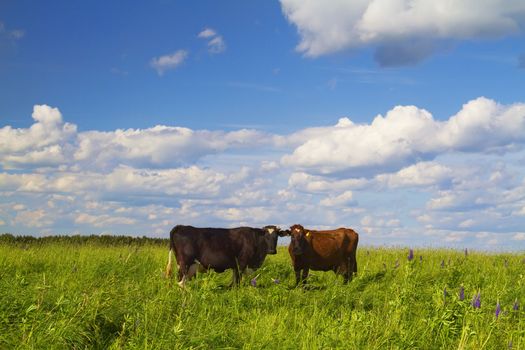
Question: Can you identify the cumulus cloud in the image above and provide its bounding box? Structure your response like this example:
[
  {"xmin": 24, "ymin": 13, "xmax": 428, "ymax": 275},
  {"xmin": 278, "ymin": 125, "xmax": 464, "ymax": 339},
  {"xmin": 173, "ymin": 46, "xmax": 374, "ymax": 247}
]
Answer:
[
  {"xmin": 320, "ymin": 190, "xmax": 356, "ymax": 207},
  {"xmin": 289, "ymin": 172, "xmax": 368, "ymax": 193},
  {"xmin": 0, "ymin": 165, "xmax": 239, "ymax": 198},
  {"xmin": 198, "ymin": 28, "xmax": 217, "ymax": 39},
  {"xmin": 282, "ymin": 97, "xmax": 525, "ymax": 177},
  {"xmin": 280, "ymin": 0, "xmax": 525, "ymax": 65},
  {"xmin": 0, "ymin": 105, "xmax": 270, "ymax": 171},
  {"xmin": 426, "ymin": 190, "xmax": 490, "ymax": 211},
  {"xmin": 2, "ymin": 99, "xmax": 525, "ymax": 248},
  {"xmin": 198, "ymin": 27, "xmax": 226, "ymax": 54},
  {"xmin": 75, "ymin": 126, "xmax": 267, "ymax": 169},
  {"xmin": 74, "ymin": 213, "xmax": 136, "ymax": 227},
  {"xmin": 0, "ymin": 105, "xmax": 76, "ymax": 169},
  {"xmin": 376, "ymin": 161, "xmax": 454, "ymax": 188},
  {"xmin": 150, "ymin": 49, "xmax": 188, "ymax": 75},
  {"xmin": 13, "ymin": 209, "xmax": 53, "ymax": 228}
]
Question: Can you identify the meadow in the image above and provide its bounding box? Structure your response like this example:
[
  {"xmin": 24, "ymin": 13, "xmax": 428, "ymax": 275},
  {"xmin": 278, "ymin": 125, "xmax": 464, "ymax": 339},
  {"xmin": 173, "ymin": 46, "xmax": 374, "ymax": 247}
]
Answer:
[{"xmin": 1, "ymin": 235, "xmax": 524, "ymax": 349}]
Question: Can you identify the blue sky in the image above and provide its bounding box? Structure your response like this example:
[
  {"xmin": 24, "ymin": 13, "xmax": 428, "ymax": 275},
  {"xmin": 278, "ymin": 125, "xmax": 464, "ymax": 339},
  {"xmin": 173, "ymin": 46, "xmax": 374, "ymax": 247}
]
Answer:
[{"xmin": 1, "ymin": 0, "xmax": 525, "ymax": 250}]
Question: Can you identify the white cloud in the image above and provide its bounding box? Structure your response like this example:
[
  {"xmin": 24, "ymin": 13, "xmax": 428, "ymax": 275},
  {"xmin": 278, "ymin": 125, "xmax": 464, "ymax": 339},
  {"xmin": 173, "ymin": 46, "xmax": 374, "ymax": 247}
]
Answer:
[
  {"xmin": 13, "ymin": 209, "xmax": 53, "ymax": 228},
  {"xmin": 320, "ymin": 190, "xmax": 355, "ymax": 207},
  {"xmin": 282, "ymin": 97, "xmax": 525, "ymax": 176},
  {"xmin": 150, "ymin": 50, "xmax": 188, "ymax": 75},
  {"xmin": 207, "ymin": 36, "xmax": 226, "ymax": 53},
  {"xmin": 426, "ymin": 190, "xmax": 480, "ymax": 211},
  {"xmin": 376, "ymin": 161, "xmax": 454, "ymax": 188},
  {"xmin": 75, "ymin": 126, "xmax": 267, "ymax": 169},
  {"xmin": 13, "ymin": 204, "xmax": 25, "ymax": 211},
  {"xmin": 445, "ymin": 232, "xmax": 466, "ymax": 243},
  {"xmin": 213, "ymin": 207, "xmax": 272, "ymax": 224},
  {"xmin": 0, "ymin": 105, "xmax": 76, "ymax": 169},
  {"xmin": 458, "ymin": 219, "xmax": 475, "ymax": 228},
  {"xmin": 198, "ymin": 28, "xmax": 217, "ymax": 38},
  {"xmin": 0, "ymin": 105, "xmax": 270, "ymax": 170},
  {"xmin": 2, "ymin": 99, "xmax": 525, "ymax": 249},
  {"xmin": 513, "ymin": 232, "xmax": 525, "ymax": 240},
  {"xmin": 289, "ymin": 172, "xmax": 368, "ymax": 193},
  {"xmin": 280, "ymin": 0, "xmax": 525, "ymax": 65},
  {"xmin": 198, "ymin": 27, "xmax": 226, "ymax": 54},
  {"xmin": 0, "ymin": 165, "xmax": 237, "ymax": 198},
  {"xmin": 74, "ymin": 213, "xmax": 136, "ymax": 227}
]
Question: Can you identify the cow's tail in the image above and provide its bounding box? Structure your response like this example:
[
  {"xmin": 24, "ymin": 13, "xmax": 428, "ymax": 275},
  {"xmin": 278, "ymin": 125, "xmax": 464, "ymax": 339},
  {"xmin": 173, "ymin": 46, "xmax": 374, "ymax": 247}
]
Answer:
[{"xmin": 165, "ymin": 226, "xmax": 178, "ymax": 278}]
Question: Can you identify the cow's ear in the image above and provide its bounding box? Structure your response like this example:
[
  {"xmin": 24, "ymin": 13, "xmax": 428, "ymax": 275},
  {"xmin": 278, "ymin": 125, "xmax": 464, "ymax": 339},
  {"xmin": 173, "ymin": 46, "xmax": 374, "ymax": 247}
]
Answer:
[{"xmin": 279, "ymin": 229, "xmax": 291, "ymax": 237}]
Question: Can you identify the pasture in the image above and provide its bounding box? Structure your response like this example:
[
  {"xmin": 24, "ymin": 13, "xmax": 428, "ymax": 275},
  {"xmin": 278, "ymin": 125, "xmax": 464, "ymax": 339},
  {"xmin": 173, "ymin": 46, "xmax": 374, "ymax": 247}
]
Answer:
[{"xmin": 1, "ymin": 236, "xmax": 524, "ymax": 349}]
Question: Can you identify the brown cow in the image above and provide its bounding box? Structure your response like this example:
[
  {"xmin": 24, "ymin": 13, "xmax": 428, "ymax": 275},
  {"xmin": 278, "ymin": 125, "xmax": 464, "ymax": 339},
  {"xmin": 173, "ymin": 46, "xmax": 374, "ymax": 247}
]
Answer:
[
  {"xmin": 288, "ymin": 224, "xmax": 358, "ymax": 285},
  {"xmin": 166, "ymin": 225, "xmax": 285, "ymax": 287}
]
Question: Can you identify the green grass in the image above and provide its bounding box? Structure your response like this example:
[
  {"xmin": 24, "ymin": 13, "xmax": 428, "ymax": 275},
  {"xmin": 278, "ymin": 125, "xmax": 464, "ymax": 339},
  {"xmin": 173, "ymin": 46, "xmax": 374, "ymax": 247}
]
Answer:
[{"xmin": 1, "ymin": 242, "xmax": 525, "ymax": 349}]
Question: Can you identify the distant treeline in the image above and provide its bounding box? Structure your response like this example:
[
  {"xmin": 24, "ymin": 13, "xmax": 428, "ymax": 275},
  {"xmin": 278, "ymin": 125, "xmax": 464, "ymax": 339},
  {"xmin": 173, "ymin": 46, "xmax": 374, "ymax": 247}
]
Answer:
[{"xmin": 0, "ymin": 233, "xmax": 169, "ymax": 247}]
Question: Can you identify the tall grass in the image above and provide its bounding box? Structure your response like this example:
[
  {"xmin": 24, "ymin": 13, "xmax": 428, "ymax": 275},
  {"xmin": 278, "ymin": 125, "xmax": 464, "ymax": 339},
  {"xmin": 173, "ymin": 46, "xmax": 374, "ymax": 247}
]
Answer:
[{"xmin": 1, "ymin": 241, "xmax": 524, "ymax": 349}]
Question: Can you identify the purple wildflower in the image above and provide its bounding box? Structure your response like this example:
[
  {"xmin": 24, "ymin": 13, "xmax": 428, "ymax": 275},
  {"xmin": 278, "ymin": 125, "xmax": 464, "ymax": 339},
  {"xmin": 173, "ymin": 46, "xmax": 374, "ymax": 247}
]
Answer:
[
  {"xmin": 408, "ymin": 249, "xmax": 414, "ymax": 261},
  {"xmin": 472, "ymin": 292, "xmax": 481, "ymax": 309},
  {"xmin": 495, "ymin": 301, "xmax": 501, "ymax": 319},
  {"xmin": 440, "ymin": 259, "xmax": 445, "ymax": 268},
  {"xmin": 272, "ymin": 278, "xmax": 280, "ymax": 284},
  {"xmin": 250, "ymin": 277, "xmax": 257, "ymax": 287},
  {"xmin": 513, "ymin": 299, "xmax": 519, "ymax": 311},
  {"xmin": 459, "ymin": 286, "xmax": 465, "ymax": 301}
]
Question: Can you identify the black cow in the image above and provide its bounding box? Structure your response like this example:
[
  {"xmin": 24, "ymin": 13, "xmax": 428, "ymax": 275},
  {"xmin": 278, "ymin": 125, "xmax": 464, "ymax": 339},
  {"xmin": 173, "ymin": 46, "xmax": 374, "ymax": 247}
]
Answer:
[{"xmin": 165, "ymin": 225, "xmax": 284, "ymax": 286}]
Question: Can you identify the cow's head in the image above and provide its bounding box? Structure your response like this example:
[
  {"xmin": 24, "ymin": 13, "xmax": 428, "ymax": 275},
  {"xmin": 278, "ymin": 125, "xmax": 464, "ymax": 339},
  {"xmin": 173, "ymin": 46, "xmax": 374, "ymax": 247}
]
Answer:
[
  {"xmin": 261, "ymin": 225, "xmax": 284, "ymax": 254},
  {"xmin": 289, "ymin": 224, "xmax": 310, "ymax": 255}
]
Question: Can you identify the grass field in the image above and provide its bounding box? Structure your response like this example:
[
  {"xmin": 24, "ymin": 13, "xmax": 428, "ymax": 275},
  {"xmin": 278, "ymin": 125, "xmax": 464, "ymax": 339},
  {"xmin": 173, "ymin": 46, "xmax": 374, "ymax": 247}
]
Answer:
[{"xmin": 1, "ymin": 239, "xmax": 525, "ymax": 349}]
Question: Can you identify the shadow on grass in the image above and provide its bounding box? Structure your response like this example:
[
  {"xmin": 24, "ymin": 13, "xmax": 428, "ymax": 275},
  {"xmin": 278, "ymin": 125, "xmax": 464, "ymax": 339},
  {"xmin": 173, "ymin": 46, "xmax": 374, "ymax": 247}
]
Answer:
[{"xmin": 353, "ymin": 271, "xmax": 387, "ymax": 292}]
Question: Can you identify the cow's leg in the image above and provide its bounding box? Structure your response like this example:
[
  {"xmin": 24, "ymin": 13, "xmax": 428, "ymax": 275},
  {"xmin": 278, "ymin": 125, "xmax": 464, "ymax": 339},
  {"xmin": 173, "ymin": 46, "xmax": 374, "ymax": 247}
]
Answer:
[
  {"xmin": 349, "ymin": 251, "xmax": 357, "ymax": 280},
  {"xmin": 177, "ymin": 261, "xmax": 200, "ymax": 288},
  {"xmin": 294, "ymin": 268, "xmax": 302, "ymax": 286},
  {"xmin": 337, "ymin": 261, "xmax": 349, "ymax": 284},
  {"xmin": 177, "ymin": 264, "xmax": 187, "ymax": 288},
  {"xmin": 186, "ymin": 262, "xmax": 200, "ymax": 279},
  {"xmin": 342, "ymin": 265, "xmax": 350, "ymax": 284},
  {"xmin": 301, "ymin": 268, "xmax": 309, "ymax": 284},
  {"xmin": 352, "ymin": 253, "xmax": 358, "ymax": 276},
  {"xmin": 232, "ymin": 250, "xmax": 251, "ymax": 286},
  {"xmin": 165, "ymin": 249, "xmax": 174, "ymax": 278},
  {"xmin": 343, "ymin": 256, "xmax": 357, "ymax": 284},
  {"xmin": 231, "ymin": 266, "xmax": 241, "ymax": 287}
]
